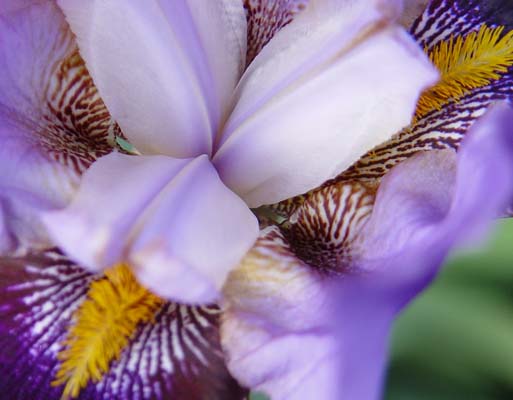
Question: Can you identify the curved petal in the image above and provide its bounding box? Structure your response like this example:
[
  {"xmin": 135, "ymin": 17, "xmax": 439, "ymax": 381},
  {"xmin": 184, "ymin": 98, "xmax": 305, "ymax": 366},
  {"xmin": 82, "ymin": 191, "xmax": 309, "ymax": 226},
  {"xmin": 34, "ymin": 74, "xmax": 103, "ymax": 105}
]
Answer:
[
  {"xmin": 338, "ymin": 0, "xmax": 513, "ymax": 186},
  {"xmin": 0, "ymin": 118, "xmax": 78, "ymax": 252},
  {"xmin": 0, "ymin": 250, "xmax": 247, "ymax": 399},
  {"xmin": 360, "ymin": 103, "xmax": 513, "ymax": 288},
  {"xmin": 214, "ymin": 0, "xmax": 438, "ymax": 207},
  {"xmin": 58, "ymin": 0, "xmax": 247, "ymax": 158},
  {"xmin": 221, "ymin": 227, "xmax": 393, "ymax": 400},
  {"xmin": 0, "ymin": 1, "xmax": 117, "ymax": 252},
  {"xmin": 221, "ymin": 104, "xmax": 513, "ymax": 399},
  {"xmin": 42, "ymin": 153, "xmax": 259, "ymax": 303}
]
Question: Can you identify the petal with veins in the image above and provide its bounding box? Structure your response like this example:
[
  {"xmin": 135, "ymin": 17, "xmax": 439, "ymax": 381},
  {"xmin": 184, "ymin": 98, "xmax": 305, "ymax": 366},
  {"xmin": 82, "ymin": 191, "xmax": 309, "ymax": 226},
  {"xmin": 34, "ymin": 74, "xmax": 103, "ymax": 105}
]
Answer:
[
  {"xmin": 0, "ymin": 1, "xmax": 117, "ymax": 252},
  {"xmin": 338, "ymin": 0, "xmax": 513, "ymax": 186},
  {"xmin": 221, "ymin": 104, "xmax": 513, "ymax": 400},
  {"xmin": 0, "ymin": 250, "xmax": 247, "ymax": 400},
  {"xmin": 221, "ymin": 226, "xmax": 393, "ymax": 400},
  {"xmin": 283, "ymin": 180, "xmax": 376, "ymax": 272},
  {"xmin": 410, "ymin": 0, "xmax": 513, "ymax": 51},
  {"xmin": 360, "ymin": 103, "xmax": 513, "ymax": 283},
  {"xmin": 244, "ymin": 0, "xmax": 309, "ymax": 65},
  {"xmin": 58, "ymin": 0, "xmax": 247, "ymax": 158},
  {"xmin": 43, "ymin": 153, "xmax": 259, "ymax": 303},
  {"xmin": 214, "ymin": 0, "xmax": 438, "ymax": 207}
]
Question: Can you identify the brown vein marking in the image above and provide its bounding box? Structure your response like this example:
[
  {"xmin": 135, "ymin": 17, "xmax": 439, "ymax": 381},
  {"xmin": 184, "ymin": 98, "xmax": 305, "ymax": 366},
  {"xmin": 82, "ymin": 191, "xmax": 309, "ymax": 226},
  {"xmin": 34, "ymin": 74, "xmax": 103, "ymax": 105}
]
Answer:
[
  {"xmin": 335, "ymin": 78, "xmax": 509, "ymax": 185},
  {"xmin": 40, "ymin": 48, "xmax": 120, "ymax": 173},
  {"xmin": 270, "ymin": 21, "xmax": 513, "ymax": 215},
  {"xmin": 244, "ymin": 0, "xmax": 308, "ymax": 65},
  {"xmin": 326, "ymin": 33, "xmax": 513, "ymax": 187},
  {"xmin": 225, "ymin": 225, "xmax": 312, "ymax": 295},
  {"xmin": 282, "ymin": 181, "xmax": 376, "ymax": 273}
]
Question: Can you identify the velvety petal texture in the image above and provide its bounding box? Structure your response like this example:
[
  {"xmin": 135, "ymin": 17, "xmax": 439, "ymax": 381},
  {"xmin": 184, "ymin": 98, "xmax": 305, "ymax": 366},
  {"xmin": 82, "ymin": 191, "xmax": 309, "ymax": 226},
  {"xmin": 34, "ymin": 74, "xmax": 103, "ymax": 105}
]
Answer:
[
  {"xmin": 0, "ymin": 250, "xmax": 248, "ymax": 400},
  {"xmin": 43, "ymin": 153, "xmax": 259, "ymax": 303},
  {"xmin": 221, "ymin": 104, "xmax": 513, "ymax": 400},
  {"xmin": 213, "ymin": 0, "xmax": 439, "ymax": 207},
  {"xmin": 58, "ymin": 0, "xmax": 247, "ymax": 158},
  {"xmin": 0, "ymin": 1, "xmax": 117, "ymax": 252}
]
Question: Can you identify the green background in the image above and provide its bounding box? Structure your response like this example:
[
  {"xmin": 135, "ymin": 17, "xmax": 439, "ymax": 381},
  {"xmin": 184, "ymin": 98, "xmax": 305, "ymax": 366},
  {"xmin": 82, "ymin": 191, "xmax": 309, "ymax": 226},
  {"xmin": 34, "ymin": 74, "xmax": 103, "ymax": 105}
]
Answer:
[{"xmin": 251, "ymin": 219, "xmax": 513, "ymax": 399}]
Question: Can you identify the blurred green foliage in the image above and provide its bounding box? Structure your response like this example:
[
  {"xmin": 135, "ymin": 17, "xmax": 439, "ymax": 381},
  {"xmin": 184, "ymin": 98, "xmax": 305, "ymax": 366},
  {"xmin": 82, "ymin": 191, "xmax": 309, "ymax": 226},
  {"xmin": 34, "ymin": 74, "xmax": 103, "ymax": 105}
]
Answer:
[
  {"xmin": 386, "ymin": 219, "xmax": 513, "ymax": 400},
  {"xmin": 251, "ymin": 220, "xmax": 513, "ymax": 399}
]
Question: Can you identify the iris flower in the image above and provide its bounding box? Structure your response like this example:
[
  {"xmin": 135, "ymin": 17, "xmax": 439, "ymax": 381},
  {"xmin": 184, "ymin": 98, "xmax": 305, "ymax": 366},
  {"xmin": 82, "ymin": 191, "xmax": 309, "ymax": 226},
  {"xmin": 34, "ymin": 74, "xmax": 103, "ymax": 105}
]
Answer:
[{"xmin": 1, "ymin": 0, "xmax": 513, "ymax": 399}]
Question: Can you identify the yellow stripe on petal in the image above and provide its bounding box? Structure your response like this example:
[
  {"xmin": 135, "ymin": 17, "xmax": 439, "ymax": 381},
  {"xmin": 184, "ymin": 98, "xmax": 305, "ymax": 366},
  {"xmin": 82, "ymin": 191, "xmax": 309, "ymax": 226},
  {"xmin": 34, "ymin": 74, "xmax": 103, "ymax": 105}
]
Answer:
[
  {"xmin": 416, "ymin": 24, "xmax": 513, "ymax": 118},
  {"xmin": 52, "ymin": 264, "xmax": 164, "ymax": 399}
]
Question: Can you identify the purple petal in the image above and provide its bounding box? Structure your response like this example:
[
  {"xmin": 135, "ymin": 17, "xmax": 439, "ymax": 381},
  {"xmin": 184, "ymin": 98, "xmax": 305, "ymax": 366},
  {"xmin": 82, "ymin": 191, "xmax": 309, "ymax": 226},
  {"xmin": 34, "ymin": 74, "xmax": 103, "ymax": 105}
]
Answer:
[
  {"xmin": 0, "ymin": 116, "xmax": 82, "ymax": 252},
  {"xmin": 0, "ymin": 0, "xmax": 44, "ymax": 14},
  {"xmin": 221, "ymin": 227, "xmax": 392, "ymax": 400},
  {"xmin": 214, "ymin": 0, "xmax": 438, "ymax": 207},
  {"xmin": 360, "ymin": 103, "xmax": 513, "ymax": 292},
  {"xmin": 58, "ymin": 0, "xmax": 247, "ymax": 158},
  {"xmin": 410, "ymin": 0, "xmax": 513, "ymax": 51},
  {"xmin": 43, "ymin": 153, "xmax": 259, "ymax": 303},
  {"xmin": 221, "ymin": 104, "xmax": 513, "ymax": 399},
  {"xmin": 0, "ymin": 3, "xmax": 72, "ymax": 250},
  {"xmin": 0, "ymin": 1, "xmax": 121, "ymax": 252},
  {"xmin": 0, "ymin": 250, "xmax": 247, "ymax": 399},
  {"xmin": 0, "ymin": 204, "xmax": 10, "ymax": 252}
]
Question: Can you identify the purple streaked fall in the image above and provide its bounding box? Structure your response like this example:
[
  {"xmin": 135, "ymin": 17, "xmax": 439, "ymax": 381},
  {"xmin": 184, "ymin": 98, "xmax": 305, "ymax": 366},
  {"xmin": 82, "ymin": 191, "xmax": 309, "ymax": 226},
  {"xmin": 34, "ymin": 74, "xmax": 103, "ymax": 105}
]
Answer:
[{"xmin": 1, "ymin": 0, "xmax": 513, "ymax": 399}]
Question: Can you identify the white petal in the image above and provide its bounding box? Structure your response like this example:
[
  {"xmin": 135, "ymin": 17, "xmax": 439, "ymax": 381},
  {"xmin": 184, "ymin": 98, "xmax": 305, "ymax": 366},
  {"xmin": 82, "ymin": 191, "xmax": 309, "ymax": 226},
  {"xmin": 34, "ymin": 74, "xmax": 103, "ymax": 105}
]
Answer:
[
  {"xmin": 42, "ymin": 153, "xmax": 258, "ymax": 304},
  {"xmin": 58, "ymin": 0, "xmax": 247, "ymax": 158},
  {"xmin": 214, "ymin": 0, "xmax": 438, "ymax": 207},
  {"xmin": 128, "ymin": 156, "xmax": 259, "ymax": 303}
]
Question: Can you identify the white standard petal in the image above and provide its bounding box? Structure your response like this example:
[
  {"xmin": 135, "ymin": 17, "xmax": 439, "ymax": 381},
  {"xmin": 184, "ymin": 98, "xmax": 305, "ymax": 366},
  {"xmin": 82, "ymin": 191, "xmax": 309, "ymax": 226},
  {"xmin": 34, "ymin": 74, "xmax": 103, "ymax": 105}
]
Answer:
[
  {"xmin": 42, "ymin": 153, "xmax": 191, "ymax": 269},
  {"xmin": 214, "ymin": 0, "xmax": 438, "ymax": 207},
  {"xmin": 58, "ymin": 0, "xmax": 247, "ymax": 158},
  {"xmin": 42, "ymin": 153, "xmax": 258, "ymax": 304}
]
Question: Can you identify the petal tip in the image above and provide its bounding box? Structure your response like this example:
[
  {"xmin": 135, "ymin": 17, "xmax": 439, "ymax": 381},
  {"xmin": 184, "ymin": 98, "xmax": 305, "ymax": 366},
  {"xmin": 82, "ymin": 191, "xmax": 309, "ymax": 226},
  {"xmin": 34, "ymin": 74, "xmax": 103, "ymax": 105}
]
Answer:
[{"xmin": 130, "ymin": 246, "xmax": 222, "ymax": 304}]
